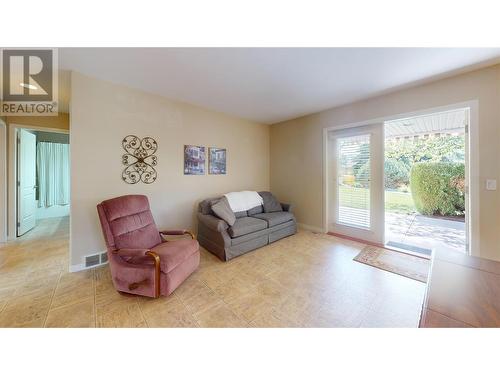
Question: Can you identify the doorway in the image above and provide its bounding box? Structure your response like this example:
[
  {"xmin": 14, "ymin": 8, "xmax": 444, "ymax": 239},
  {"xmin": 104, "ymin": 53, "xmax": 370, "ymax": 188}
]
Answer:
[
  {"xmin": 383, "ymin": 109, "xmax": 468, "ymax": 255},
  {"xmin": 14, "ymin": 127, "xmax": 70, "ymax": 237},
  {"xmin": 325, "ymin": 104, "xmax": 475, "ymax": 256}
]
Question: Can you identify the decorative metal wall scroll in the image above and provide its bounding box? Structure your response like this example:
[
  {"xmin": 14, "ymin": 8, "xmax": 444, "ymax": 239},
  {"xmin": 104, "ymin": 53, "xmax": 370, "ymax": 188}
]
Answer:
[{"xmin": 122, "ymin": 135, "xmax": 158, "ymax": 184}]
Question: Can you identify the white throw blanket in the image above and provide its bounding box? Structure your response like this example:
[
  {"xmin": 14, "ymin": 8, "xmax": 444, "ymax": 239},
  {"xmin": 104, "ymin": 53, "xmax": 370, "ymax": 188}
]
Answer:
[{"xmin": 224, "ymin": 191, "xmax": 263, "ymax": 212}]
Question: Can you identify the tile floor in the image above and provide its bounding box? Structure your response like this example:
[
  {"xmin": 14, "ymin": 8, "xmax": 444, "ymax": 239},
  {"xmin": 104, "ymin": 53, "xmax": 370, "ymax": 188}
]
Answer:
[{"xmin": 0, "ymin": 217, "xmax": 426, "ymax": 327}]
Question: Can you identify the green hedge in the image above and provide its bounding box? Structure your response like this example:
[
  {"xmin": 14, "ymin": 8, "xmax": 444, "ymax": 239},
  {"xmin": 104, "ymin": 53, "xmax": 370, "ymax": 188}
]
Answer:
[
  {"xmin": 384, "ymin": 159, "xmax": 410, "ymax": 189},
  {"xmin": 410, "ymin": 162, "xmax": 465, "ymax": 216}
]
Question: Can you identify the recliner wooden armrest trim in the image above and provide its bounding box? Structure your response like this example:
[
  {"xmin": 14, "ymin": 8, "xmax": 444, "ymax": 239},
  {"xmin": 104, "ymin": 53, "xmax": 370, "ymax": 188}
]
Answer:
[{"xmin": 160, "ymin": 229, "xmax": 196, "ymax": 239}]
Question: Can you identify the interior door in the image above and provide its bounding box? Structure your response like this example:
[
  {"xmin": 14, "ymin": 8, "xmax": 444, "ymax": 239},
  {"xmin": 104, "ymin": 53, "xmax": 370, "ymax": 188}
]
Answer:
[
  {"xmin": 329, "ymin": 123, "xmax": 384, "ymax": 244},
  {"xmin": 17, "ymin": 129, "xmax": 37, "ymax": 236}
]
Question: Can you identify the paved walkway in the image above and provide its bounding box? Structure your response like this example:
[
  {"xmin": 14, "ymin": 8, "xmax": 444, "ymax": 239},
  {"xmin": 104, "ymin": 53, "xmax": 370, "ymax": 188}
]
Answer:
[
  {"xmin": 385, "ymin": 212, "xmax": 466, "ymax": 254},
  {"xmin": 338, "ymin": 206, "xmax": 466, "ymax": 254}
]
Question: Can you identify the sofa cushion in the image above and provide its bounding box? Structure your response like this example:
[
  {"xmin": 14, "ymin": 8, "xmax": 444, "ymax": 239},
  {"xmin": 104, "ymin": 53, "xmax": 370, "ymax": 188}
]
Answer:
[
  {"xmin": 199, "ymin": 197, "xmax": 221, "ymax": 215},
  {"xmin": 247, "ymin": 205, "xmax": 263, "ymax": 216},
  {"xmin": 228, "ymin": 217, "xmax": 267, "ymax": 238},
  {"xmin": 259, "ymin": 191, "xmax": 283, "ymax": 213},
  {"xmin": 197, "ymin": 213, "xmax": 228, "ymax": 232},
  {"xmin": 230, "ymin": 225, "xmax": 269, "ymax": 245},
  {"xmin": 211, "ymin": 197, "xmax": 236, "ymax": 226},
  {"xmin": 234, "ymin": 210, "xmax": 248, "ymax": 218},
  {"xmin": 252, "ymin": 212, "xmax": 294, "ymax": 227}
]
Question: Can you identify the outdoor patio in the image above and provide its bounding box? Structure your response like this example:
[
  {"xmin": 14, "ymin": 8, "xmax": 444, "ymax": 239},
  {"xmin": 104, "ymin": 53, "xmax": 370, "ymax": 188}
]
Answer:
[
  {"xmin": 338, "ymin": 206, "xmax": 466, "ymax": 255},
  {"xmin": 385, "ymin": 212, "xmax": 466, "ymax": 254}
]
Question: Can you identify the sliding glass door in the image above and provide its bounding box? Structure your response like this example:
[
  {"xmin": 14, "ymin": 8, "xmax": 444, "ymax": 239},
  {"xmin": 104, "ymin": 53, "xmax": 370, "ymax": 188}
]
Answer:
[{"xmin": 328, "ymin": 123, "xmax": 384, "ymax": 244}]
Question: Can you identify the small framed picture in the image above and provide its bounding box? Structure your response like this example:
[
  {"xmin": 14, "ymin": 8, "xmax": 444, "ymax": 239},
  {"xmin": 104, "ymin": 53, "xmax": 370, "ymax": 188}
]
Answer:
[
  {"xmin": 184, "ymin": 145, "xmax": 205, "ymax": 175},
  {"xmin": 209, "ymin": 147, "xmax": 227, "ymax": 175}
]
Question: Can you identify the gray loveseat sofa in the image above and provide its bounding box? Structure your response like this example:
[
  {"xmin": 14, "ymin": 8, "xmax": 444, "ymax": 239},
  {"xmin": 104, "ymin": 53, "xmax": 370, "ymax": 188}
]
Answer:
[{"xmin": 197, "ymin": 192, "xmax": 297, "ymax": 261}]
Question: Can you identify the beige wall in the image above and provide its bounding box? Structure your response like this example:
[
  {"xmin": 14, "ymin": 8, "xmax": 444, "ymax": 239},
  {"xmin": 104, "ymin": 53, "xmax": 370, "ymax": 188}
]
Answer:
[
  {"xmin": 70, "ymin": 72, "xmax": 270, "ymax": 267},
  {"xmin": 270, "ymin": 64, "xmax": 500, "ymax": 261},
  {"xmin": 4, "ymin": 113, "xmax": 69, "ymax": 131}
]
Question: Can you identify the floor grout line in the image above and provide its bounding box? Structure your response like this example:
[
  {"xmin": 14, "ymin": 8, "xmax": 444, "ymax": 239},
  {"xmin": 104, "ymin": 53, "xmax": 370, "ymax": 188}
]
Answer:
[
  {"xmin": 136, "ymin": 300, "xmax": 149, "ymax": 328},
  {"xmin": 92, "ymin": 268, "xmax": 97, "ymax": 328},
  {"xmin": 199, "ymin": 274, "xmax": 265, "ymax": 326},
  {"xmin": 173, "ymin": 291, "xmax": 201, "ymax": 328},
  {"xmin": 42, "ymin": 268, "xmax": 64, "ymax": 328},
  {"xmin": 178, "ymin": 294, "xmax": 210, "ymax": 327},
  {"xmin": 44, "ymin": 296, "xmax": 95, "ymax": 313}
]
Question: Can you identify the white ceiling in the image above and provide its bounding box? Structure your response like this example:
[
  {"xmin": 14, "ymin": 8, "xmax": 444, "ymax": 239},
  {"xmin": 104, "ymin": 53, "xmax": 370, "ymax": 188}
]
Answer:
[
  {"xmin": 59, "ymin": 48, "xmax": 500, "ymax": 124},
  {"xmin": 385, "ymin": 108, "xmax": 467, "ymax": 138}
]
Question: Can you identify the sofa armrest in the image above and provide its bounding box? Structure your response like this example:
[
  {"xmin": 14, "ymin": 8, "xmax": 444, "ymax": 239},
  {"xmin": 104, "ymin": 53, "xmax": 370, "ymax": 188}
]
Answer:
[
  {"xmin": 281, "ymin": 203, "xmax": 293, "ymax": 213},
  {"xmin": 197, "ymin": 212, "xmax": 229, "ymax": 232}
]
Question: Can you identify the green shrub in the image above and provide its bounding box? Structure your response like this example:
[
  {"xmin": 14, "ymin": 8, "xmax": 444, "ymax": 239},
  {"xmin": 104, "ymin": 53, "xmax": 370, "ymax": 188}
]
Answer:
[
  {"xmin": 410, "ymin": 162, "xmax": 465, "ymax": 216},
  {"xmin": 354, "ymin": 161, "xmax": 370, "ymax": 188},
  {"xmin": 384, "ymin": 159, "xmax": 410, "ymax": 189}
]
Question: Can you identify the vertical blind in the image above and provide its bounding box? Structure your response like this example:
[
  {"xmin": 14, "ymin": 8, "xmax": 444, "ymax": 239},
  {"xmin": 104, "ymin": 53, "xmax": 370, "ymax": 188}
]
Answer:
[
  {"xmin": 337, "ymin": 134, "xmax": 371, "ymax": 228},
  {"xmin": 37, "ymin": 142, "xmax": 70, "ymax": 208}
]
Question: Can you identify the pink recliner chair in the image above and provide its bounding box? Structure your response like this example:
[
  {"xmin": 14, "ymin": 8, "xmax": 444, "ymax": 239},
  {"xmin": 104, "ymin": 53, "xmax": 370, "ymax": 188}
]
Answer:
[{"xmin": 97, "ymin": 194, "xmax": 200, "ymax": 298}]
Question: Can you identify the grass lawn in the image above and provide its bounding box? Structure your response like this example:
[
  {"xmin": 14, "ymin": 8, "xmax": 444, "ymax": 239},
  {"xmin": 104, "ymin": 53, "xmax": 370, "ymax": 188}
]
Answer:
[
  {"xmin": 384, "ymin": 190, "xmax": 416, "ymax": 214},
  {"xmin": 339, "ymin": 185, "xmax": 416, "ymax": 214}
]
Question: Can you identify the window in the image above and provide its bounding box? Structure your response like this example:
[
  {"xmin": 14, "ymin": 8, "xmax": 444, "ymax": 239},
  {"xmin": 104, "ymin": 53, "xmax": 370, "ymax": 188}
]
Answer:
[{"xmin": 337, "ymin": 134, "xmax": 371, "ymax": 228}]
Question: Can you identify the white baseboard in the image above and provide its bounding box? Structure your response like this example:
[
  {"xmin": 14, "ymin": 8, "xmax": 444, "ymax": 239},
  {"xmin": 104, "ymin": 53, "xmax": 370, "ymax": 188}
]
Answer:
[
  {"xmin": 36, "ymin": 204, "xmax": 70, "ymax": 219},
  {"xmin": 297, "ymin": 222, "xmax": 325, "ymax": 233},
  {"xmin": 69, "ymin": 263, "xmax": 85, "ymax": 273}
]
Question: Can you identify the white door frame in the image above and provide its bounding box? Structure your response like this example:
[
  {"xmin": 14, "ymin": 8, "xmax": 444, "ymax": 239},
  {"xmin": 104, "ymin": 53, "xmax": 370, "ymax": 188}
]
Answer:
[
  {"xmin": 0, "ymin": 119, "xmax": 7, "ymax": 243},
  {"xmin": 323, "ymin": 100, "xmax": 479, "ymax": 257},
  {"xmin": 7, "ymin": 123, "xmax": 69, "ymax": 240},
  {"xmin": 328, "ymin": 123, "xmax": 385, "ymax": 245}
]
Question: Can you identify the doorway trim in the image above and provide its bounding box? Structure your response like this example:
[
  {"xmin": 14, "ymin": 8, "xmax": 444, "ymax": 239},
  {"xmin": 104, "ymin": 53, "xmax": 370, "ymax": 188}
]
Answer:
[
  {"xmin": 7, "ymin": 123, "xmax": 70, "ymax": 240},
  {"xmin": 0, "ymin": 119, "xmax": 7, "ymax": 243},
  {"xmin": 323, "ymin": 100, "xmax": 479, "ymax": 257},
  {"xmin": 328, "ymin": 123, "xmax": 385, "ymax": 245}
]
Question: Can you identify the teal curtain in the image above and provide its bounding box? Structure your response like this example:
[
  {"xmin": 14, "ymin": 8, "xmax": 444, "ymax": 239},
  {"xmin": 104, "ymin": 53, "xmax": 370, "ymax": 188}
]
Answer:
[{"xmin": 36, "ymin": 142, "xmax": 70, "ymax": 208}]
